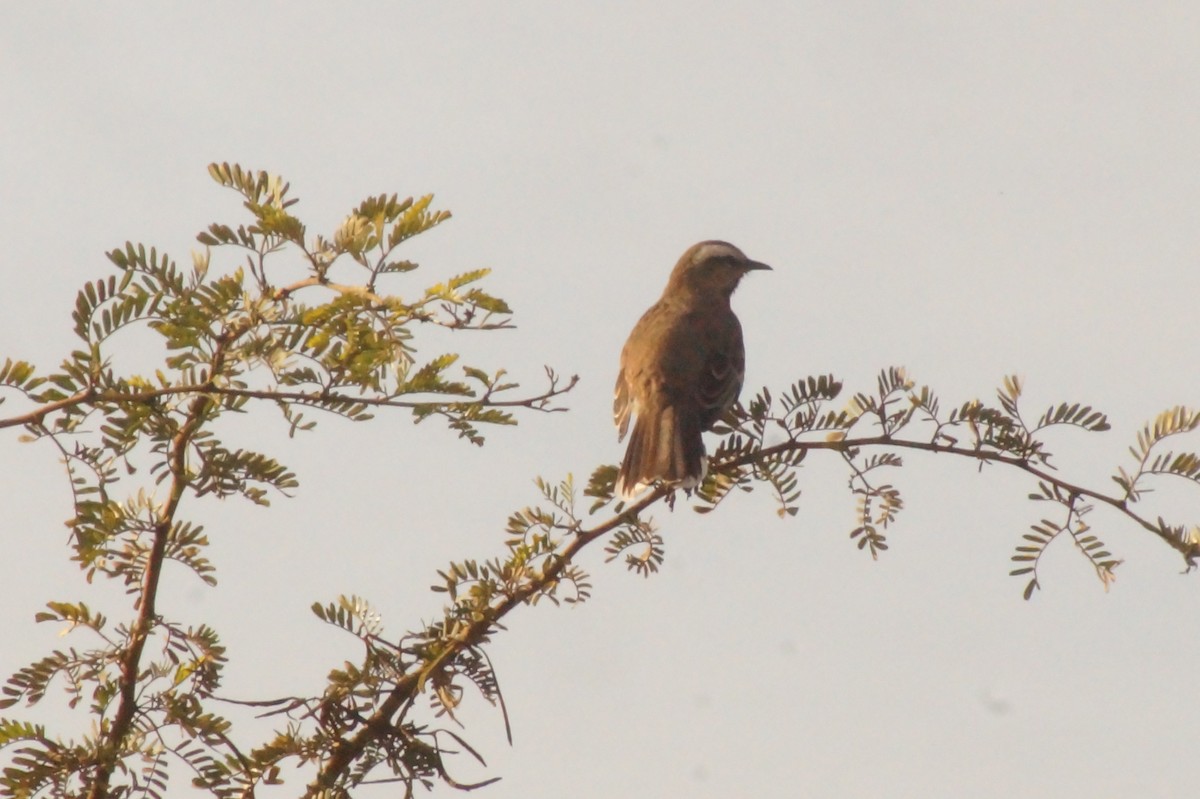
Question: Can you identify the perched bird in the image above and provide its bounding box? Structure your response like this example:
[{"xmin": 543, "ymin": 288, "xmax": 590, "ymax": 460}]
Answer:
[{"xmin": 614, "ymin": 241, "xmax": 771, "ymax": 499}]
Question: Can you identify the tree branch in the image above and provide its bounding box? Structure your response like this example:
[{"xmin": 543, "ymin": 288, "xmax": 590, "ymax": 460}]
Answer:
[
  {"xmin": 303, "ymin": 427, "xmax": 1196, "ymax": 792},
  {"xmin": 728, "ymin": 435, "xmax": 1194, "ymax": 561},
  {"xmin": 85, "ymin": 340, "xmax": 228, "ymax": 799},
  {"xmin": 0, "ymin": 374, "xmax": 577, "ymax": 431}
]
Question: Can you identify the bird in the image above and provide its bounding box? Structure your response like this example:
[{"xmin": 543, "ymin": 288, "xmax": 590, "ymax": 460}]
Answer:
[{"xmin": 613, "ymin": 240, "xmax": 771, "ymax": 499}]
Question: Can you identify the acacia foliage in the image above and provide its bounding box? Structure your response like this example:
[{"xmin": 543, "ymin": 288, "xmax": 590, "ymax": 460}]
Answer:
[
  {"xmin": 1, "ymin": 167, "xmax": 1197, "ymax": 798},
  {"xmin": 696, "ymin": 369, "xmax": 1200, "ymax": 595},
  {"xmin": 0, "ymin": 164, "xmax": 572, "ymax": 798}
]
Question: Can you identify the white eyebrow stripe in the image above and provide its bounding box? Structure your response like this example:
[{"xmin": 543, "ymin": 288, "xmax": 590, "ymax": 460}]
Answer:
[{"xmin": 691, "ymin": 241, "xmax": 745, "ymax": 263}]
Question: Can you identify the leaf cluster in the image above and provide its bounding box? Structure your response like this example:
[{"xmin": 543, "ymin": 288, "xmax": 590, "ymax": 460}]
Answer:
[
  {"xmin": 0, "ymin": 164, "xmax": 574, "ymax": 799},
  {"xmin": 219, "ymin": 476, "xmax": 604, "ymax": 793},
  {"xmin": 1, "ymin": 608, "xmax": 229, "ymax": 799},
  {"xmin": 689, "ymin": 369, "xmax": 1197, "ymax": 597}
]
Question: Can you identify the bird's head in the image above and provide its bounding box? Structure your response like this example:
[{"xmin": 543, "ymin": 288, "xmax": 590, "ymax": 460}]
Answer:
[{"xmin": 667, "ymin": 240, "xmax": 772, "ymax": 299}]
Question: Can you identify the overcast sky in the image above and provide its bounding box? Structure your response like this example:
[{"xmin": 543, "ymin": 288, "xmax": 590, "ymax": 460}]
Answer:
[{"xmin": 3, "ymin": 3, "xmax": 1199, "ymax": 797}]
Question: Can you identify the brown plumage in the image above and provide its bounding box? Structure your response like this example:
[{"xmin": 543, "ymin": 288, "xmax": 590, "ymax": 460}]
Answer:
[{"xmin": 614, "ymin": 241, "xmax": 771, "ymax": 499}]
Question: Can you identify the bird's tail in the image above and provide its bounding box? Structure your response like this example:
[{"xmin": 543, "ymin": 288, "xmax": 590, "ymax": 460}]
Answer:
[{"xmin": 617, "ymin": 405, "xmax": 705, "ymax": 499}]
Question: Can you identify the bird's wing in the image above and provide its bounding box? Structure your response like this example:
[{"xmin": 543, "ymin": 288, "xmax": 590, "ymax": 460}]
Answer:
[
  {"xmin": 613, "ymin": 367, "xmax": 633, "ymax": 441},
  {"xmin": 696, "ymin": 321, "xmax": 745, "ymax": 430}
]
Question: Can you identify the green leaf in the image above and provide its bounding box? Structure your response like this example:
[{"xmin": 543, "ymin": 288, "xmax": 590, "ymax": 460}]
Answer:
[
  {"xmin": 0, "ymin": 358, "xmax": 39, "ymax": 389},
  {"xmin": 1037, "ymin": 402, "xmax": 1111, "ymax": 432}
]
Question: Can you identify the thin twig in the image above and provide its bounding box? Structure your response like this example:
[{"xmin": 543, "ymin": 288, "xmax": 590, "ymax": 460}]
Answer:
[{"xmin": 0, "ymin": 375, "xmax": 577, "ymax": 431}]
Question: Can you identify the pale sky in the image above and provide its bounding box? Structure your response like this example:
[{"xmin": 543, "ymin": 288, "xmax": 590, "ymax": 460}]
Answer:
[{"xmin": 3, "ymin": 3, "xmax": 1199, "ymax": 797}]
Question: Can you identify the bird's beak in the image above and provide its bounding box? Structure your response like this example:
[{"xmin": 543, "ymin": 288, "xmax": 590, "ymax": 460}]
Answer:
[{"xmin": 743, "ymin": 259, "xmax": 772, "ymax": 271}]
